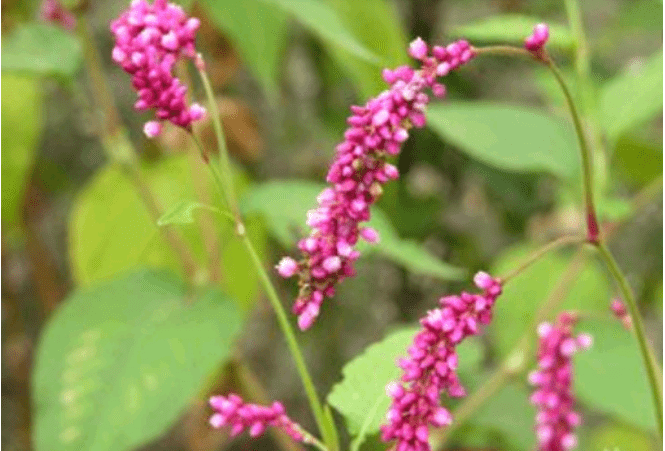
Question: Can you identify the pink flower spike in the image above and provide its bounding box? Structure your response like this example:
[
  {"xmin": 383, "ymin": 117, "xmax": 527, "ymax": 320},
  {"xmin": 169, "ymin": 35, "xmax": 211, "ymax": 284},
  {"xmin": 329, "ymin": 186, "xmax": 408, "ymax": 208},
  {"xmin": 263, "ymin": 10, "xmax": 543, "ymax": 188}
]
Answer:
[
  {"xmin": 381, "ymin": 273, "xmax": 502, "ymax": 451},
  {"xmin": 530, "ymin": 312, "xmax": 589, "ymax": 451},
  {"xmin": 276, "ymin": 257, "xmax": 299, "ymax": 278},
  {"xmin": 40, "ymin": 0, "xmax": 76, "ymax": 31},
  {"xmin": 208, "ymin": 394, "xmax": 307, "ymax": 443},
  {"xmin": 143, "ymin": 121, "xmax": 162, "ymax": 138}
]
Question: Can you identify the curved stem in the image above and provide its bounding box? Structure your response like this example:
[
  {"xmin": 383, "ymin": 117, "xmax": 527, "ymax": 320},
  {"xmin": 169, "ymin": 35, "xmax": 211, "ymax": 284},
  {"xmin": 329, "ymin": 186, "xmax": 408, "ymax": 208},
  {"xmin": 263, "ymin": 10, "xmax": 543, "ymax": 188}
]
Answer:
[
  {"xmin": 544, "ymin": 58, "xmax": 598, "ymax": 243},
  {"xmin": 594, "ymin": 242, "xmax": 663, "ymax": 435},
  {"xmin": 500, "ymin": 235, "xmax": 583, "ymax": 284},
  {"xmin": 194, "ymin": 64, "xmax": 334, "ymax": 449},
  {"xmin": 242, "ymin": 234, "xmax": 332, "ymax": 449}
]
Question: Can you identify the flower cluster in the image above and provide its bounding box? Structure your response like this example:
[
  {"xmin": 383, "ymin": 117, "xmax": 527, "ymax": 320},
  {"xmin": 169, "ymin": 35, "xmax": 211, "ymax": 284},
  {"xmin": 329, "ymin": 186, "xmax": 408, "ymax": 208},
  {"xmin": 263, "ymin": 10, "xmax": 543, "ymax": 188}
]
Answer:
[
  {"xmin": 528, "ymin": 312, "xmax": 592, "ymax": 451},
  {"xmin": 610, "ymin": 299, "xmax": 632, "ymax": 330},
  {"xmin": 209, "ymin": 394, "xmax": 306, "ymax": 443},
  {"xmin": 277, "ymin": 38, "xmax": 476, "ymax": 330},
  {"xmin": 110, "ymin": 0, "xmax": 206, "ymax": 138},
  {"xmin": 524, "ymin": 23, "xmax": 550, "ymax": 55},
  {"xmin": 380, "ymin": 272, "xmax": 502, "ymax": 451},
  {"xmin": 40, "ymin": 0, "xmax": 76, "ymax": 31}
]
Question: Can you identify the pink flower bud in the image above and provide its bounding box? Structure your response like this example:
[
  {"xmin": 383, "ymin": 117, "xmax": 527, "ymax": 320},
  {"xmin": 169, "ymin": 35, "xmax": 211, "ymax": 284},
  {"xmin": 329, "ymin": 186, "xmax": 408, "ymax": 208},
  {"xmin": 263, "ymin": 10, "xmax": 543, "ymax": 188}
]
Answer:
[
  {"xmin": 276, "ymin": 257, "xmax": 299, "ymax": 278},
  {"xmin": 408, "ymin": 37, "xmax": 428, "ymax": 60},
  {"xmin": 143, "ymin": 121, "xmax": 162, "ymax": 138}
]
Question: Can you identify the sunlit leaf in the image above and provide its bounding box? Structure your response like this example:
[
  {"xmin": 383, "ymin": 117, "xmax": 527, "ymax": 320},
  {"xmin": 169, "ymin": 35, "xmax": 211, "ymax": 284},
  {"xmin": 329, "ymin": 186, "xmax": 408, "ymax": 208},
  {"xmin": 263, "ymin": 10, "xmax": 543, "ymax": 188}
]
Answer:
[
  {"xmin": 157, "ymin": 200, "xmax": 231, "ymax": 226},
  {"xmin": 427, "ymin": 102, "xmax": 579, "ymax": 177},
  {"xmin": 452, "ymin": 15, "xmax": 574, "ymax": 50},
  {"xmin": 2, "ymin": 23, "xmax": 82, "ymax": 78},
  {"xmin": 69, "ymin": 155, "xmax": 265, "ymax": 312},
  {"xmin": 600, "ymin": 50, "xmax": 663, "ymax": 142},
  {"xmin": 2, "ymin": 75, "xmax": 42, "ymax": 229},
  {"xmin": 240, "ymin": 180, "xmax": 464, "ymax": 281},
  {"xmin": 327, "ymin": 328, "xmax": 483, "ymax": 436},
  {"xmin": 32, "ymin": 269, "xmax": 241, "ymax": 451}
]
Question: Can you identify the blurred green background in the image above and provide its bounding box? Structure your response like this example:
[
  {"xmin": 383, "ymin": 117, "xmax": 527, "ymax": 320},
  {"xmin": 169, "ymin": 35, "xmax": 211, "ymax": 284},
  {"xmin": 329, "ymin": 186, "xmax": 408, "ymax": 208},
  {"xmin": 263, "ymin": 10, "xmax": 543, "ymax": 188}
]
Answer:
[{"xmin": 2, "ymin": 0, "xmax": 662, "ymax": 450}]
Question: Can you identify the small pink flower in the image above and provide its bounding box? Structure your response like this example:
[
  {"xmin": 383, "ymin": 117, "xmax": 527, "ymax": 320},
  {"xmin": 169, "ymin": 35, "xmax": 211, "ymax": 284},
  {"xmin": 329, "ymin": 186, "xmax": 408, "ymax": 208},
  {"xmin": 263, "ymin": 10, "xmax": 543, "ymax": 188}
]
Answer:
[
  {"xmin": 276, "ymin": 257, "xmax": 299, "ymax": 278},
  {"xmin": 524, "ymin": 23, "xmax": 550, "ymax": 54},
  {"xmin": 529, "ymin": 312, "xmax": 590, "ymax": 451},
  {"xmin": 610, "ymin": 298, "xmax": 632, "ymax": 330},
  {"xmin": 40, "ymin": 0, "xmax": 76, "ymax": 31},
  {"xmin": 143, "ymin": 121, "xmax": 162, "ymax": 138},
  {"xmin": 380, "ymin": 272, "xmax": 502, "ymax": 451}
]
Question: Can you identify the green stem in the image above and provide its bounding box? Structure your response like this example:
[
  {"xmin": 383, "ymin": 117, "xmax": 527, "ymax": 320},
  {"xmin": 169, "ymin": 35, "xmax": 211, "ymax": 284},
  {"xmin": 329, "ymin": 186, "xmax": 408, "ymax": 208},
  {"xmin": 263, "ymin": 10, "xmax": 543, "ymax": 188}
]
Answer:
[
  {"xmin": 545, "ymin": 58, "xmax": 598, "ymax": 242},
  {"xmin": 594, "ymin": 242, "xmax": 663, "ymax": 435},
  {"xmin": 194, "ymin": 63, "xmax": 334, "ymax": 449},
  {"xmin": 242, "ymin": 234, "xmax": 331, "ymax": 449},
  {"xmin": 499, "ymin": 235, "xmax": 583, "ymax": 283},
  {"xmin": 197, "ymin": 66, "xmax": 241, "ymax": 223}
]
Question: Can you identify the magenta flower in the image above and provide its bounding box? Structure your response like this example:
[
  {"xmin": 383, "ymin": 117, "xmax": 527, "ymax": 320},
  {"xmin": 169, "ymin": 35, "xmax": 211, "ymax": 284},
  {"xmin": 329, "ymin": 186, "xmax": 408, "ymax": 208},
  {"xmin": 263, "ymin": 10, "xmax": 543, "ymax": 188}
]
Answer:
[
  {"xmin": 380, "ymin": 272, "xmax": 502, "ymax": 451},
  {"xmin": 528, "ymin": 312, "xmax": 592, "ymax": 451},
  {"xmin": 40, "ymin": 0, "xmax": 76, "ymax": 31},
  {"xmin": 110, "ymin": 0, "xmax": 206, "ymax": 137},
  {"xmin": 278, "ymin": 38, "xmax": 476, "ymax": 330},
  {"xmin": 524, "ymin": 23, "xmax": 550, "ymax": 54},
  {"xmin": 209, "ymin": 394, "xmax": 308, "ymax": 443}
]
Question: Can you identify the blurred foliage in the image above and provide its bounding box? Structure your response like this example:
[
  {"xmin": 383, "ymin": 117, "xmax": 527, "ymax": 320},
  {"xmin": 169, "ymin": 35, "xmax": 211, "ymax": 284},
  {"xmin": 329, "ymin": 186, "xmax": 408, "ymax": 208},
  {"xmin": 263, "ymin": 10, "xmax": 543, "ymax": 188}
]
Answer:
[{"xmin": 1, "ymin": 0, "xmax": 662, "ymax": 450}]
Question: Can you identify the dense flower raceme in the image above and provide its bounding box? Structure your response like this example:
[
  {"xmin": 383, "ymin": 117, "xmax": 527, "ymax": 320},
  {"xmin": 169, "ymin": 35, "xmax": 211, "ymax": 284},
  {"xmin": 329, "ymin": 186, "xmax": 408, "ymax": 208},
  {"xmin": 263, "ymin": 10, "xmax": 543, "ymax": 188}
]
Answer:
[
  {"xmin": 40, "ymin": 0, "xmax": 76, "ymax": 31},
  {"xmin": 209, "ymin": 394, "xmax": 309, "ymax": 443},
  {"xmin": 111, "ymin": 0, "xmax": 206, "ymax": 137},
  {"xmin": 277, "ymin": 38, "xmax": 476, "ymax": 330},
  {"xmin": 529, "ymin": 312, "xmax": 592, "ymax": 451},
  {"xmin": 380, "ymin": 272, "xmax": 502, "ymax": 451},
  {"xmin": 610, "ymin": 299, "xmax": 632, "ymax": 330},
  {"xmin": 524, "ymin": 23, "xmax": 550, "ymax": 55}
]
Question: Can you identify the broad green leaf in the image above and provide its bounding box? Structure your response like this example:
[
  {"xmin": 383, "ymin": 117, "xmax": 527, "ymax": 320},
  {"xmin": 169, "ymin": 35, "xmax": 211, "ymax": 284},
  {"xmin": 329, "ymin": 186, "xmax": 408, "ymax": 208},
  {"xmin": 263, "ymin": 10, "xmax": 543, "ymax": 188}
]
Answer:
[
  {"xmin": 198, "ymin": 0, "xmax": 288, "ymax": 101},
  {"xmin": 325, "ymin": 0, "xmax": 408, "ymax": 98},
  {"xmin": 488, "ymin": 244, "xmax": 610, "ymax": 358},
  {"xmin": 575, "ymin": 318, "xmax": 657, "ymax": 432},
  {"xmin": 427, "ymin": 102, "xmax": 579, "ymax": 178},
  {"xmin": 612, "ymin": 135, "xmax": 663, "ymax": 186},
  {"xmin": 600, "ymin": 51, "xmax": 663, "ymax": 143},
  {"xmin": 32, "ymin": 269, "xmax": 242, "ymax": 451},
  {"xmin": 583, "ymin": 422, "xmax": 657, "ymax": 451},
  {"xmin": 262, "ymin": 0, "xmax": 379, "ymax": 64},
  {"xmin": 452, "ymin": 15, "xmax": 574, "ymax": 50},
  {"xmin": 240, "ymin": 180, "xmax": 464, "ymax": 280},
  {"xmin": 157, "ymin": 201, "xmax": 232, "ymax": 226},
  {"xmin": 69, "ymin": 155, "xmax": 265, "ymax": 312},
  {"xmin": 2, "ymin": 75, "xmax": 42, "ymax": 229},
  {"xmin": 2, "ymin": 23, "xmax": 82, "ymax": 78},
  {"xmin": 327, "ymin": 327, "xmax": 483, "ymax": 436}
]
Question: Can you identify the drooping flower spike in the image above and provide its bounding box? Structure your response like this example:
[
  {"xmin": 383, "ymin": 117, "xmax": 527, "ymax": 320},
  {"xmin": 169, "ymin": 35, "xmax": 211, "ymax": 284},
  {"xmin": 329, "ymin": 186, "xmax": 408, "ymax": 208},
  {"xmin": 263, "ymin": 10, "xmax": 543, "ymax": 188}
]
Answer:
[
  {"xmin": 277, "ymin": 37, "xmax": 476, "ymax": 330},
  {"xmin": 529, "ymin": 312, "xmax": 592, "ymax": 451},
  {"xmin": 111, "ymin": 0, "xmax": 206, "ymax": 137},
  {"xmin": 380, "ymin": 272, "xmax": 502, "ymax": 451},
  {"xmin": 209, "ymin": 394, "xmax": 311, "ymax": 444}
]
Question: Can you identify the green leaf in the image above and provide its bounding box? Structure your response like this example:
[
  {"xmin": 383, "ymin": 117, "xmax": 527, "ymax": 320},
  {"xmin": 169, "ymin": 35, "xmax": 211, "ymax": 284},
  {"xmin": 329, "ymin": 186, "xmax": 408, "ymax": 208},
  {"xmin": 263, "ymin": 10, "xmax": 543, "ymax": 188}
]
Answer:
[
  {"xmin": 583, "ymin": 422, "xmax": 657, "ymax": 451},
  {"xmin": 157, "ymin": 201, "xmax": 232, "ymax": 226},
  {"xmin": 611, "ymin": 134, "xmax": 663, "ymax": 186},
  {"xmin": 451, "ymin": 15, "xmax": 574, "ymax": 50},
  {"xmin": 198, "ymin": 0, "xmax": 288, "ymax": 101},
  {"xmin": 324, "ymin": 0, "xmax": 408, "ymax": 98},
  {"xmin": 262, "ymin": 0, "xmax": 379, "ymax": 64},
  {"xmin": 2, "ymin": 23, "xmax": 82, "ymax": 78},
  {"xmin": 427, "ymin": 102, "xmax": 579, "ymax": 178},
  {"xmin": 327, "ymin": 327, "xmax": 483, "ymax": 436},
  {"xmin": 240, "ymin": 180, "xmax": 464, "ymax": 280},
  {"xmin": 69, "ymin": 155, "xmax": 266, "ymax": 312},
  {"xmin": 600, "ymin": 50, "xmax": 663, "ymax": 143},
  {"xmin": 575, "ymin": 318, "xmax": 658, "ymax": 432},
  {"xmin": 488, "ymin": 244, "xmax": 610, "ymax": 358},
  {"xmin": 1, "ymin": 75, "xmax": 42, "ymax": 229},
  {"xmin": 32, "ymin": 269, "xmax": 242, "ymax": 451}
]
